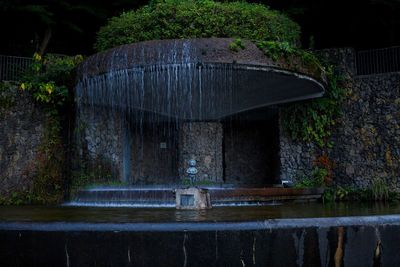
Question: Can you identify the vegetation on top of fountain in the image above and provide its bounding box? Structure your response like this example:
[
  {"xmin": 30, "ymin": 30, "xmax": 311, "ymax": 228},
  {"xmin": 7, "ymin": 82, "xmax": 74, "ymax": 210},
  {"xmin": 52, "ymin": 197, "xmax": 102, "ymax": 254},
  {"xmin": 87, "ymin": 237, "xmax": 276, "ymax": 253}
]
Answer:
[
  {"xmin": 254, "ymin": 40, "xmax": 326, "ymax": 81},
  {"xmin": 94, "ymin": 0, "xmax": 300, "ymax": 51}
]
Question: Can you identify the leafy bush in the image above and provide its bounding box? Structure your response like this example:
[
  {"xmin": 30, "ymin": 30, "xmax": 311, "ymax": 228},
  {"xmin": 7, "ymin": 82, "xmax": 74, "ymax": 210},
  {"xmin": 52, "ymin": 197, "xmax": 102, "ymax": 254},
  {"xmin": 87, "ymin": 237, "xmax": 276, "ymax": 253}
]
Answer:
[
  {"xmin": 20, "ymin": 53, "xmax": 83, "ymax": 108},
  {"xmin": 95, "ymin": 0, "xmax": 300, "ymax": 51}
]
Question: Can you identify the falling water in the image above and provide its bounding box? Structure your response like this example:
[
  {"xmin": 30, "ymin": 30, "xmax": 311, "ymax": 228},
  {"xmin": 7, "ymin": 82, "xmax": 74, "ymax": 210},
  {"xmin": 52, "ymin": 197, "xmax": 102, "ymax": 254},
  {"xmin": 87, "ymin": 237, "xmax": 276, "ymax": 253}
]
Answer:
[
  {"xmin": 76, "ymin": 62, "xmax": 237, "ymax": 121},
  {"xmin": 68, "ymin": 187, "xmax": 176, "ymax": 208},
  {"xmin": 122, "ymin": 118, "xmax": 131, "ymax": 183},
  {"xmin": 74, "ymin": 40, "xmax": 238, "ymax": 187},
  {"xmin": 73, "ymin": 39, "xmax": 324, "ymax": 205}
]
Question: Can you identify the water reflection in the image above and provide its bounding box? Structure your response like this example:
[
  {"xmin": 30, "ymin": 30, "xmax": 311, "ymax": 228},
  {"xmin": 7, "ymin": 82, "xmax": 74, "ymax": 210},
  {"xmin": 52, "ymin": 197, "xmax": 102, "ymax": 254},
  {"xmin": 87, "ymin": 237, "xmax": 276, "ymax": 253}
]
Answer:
[
  {"xmin": 1, "ymin": 202, "xmax": 400, "ymax": 223},
  {"xmin": 174, "ymin": 209, "xmax": 209, "ymax": 221}
]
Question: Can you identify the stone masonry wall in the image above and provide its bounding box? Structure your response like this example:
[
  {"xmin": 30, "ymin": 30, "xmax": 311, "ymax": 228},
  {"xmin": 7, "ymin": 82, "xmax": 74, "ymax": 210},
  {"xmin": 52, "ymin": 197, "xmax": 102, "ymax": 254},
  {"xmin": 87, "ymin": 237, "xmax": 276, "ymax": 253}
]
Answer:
[
  {"xmin": 279, "ymin": 48, "xmax": 400, "ymax": 190},
  {"xmin": 76, "ymin": 108, "xmax": 181, "ymax": 185},
  {"xmin": 0, "ymin": 86, "xmax": 46, "ymax": 196},
  {"xmin": 224, "ymin": 119, "xmax": 280, "ymax": 185},
  {"xmin": 331, "ymin": 73, "xmax": 400, "ymax": 188},
  {"xmin": 279, "ymin": 122, "xmax": 316, "ymax": 183},
  {"xmin": 179, "ymin": 122, "xmax": 223, "ymax": 183},
  {"xmin": 75, "ymin": 107, "xmax": 124, "ymax": 182}
]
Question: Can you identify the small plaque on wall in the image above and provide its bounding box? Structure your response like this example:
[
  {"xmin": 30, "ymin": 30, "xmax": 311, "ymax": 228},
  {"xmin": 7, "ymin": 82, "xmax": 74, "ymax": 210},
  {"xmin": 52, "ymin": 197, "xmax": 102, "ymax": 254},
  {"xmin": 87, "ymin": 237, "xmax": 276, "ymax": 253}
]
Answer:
[
  {"xmin": 160, "ymin": 142, "xmax": 167, "ymax": 149},
  {"xmin": 180, "ymin": 194, "xmax": 195, "ymax": 206}
]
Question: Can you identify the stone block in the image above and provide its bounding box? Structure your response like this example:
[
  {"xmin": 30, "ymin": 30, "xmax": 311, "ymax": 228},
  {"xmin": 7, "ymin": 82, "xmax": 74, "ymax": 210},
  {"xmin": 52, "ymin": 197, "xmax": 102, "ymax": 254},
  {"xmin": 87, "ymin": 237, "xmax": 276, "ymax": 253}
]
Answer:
[{"xmin": 175, "ymin": 187, "xmax": 212, "ymax": 210}]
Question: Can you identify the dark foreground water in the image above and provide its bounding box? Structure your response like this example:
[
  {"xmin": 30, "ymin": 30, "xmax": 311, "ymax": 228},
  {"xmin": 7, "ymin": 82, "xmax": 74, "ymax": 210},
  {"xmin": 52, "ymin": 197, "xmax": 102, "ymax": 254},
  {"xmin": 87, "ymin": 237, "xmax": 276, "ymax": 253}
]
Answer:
[
  {"xmin": 2, "ymin": 202, "xmax": 400, "ymax": 266},
  {"xmin": 1, "ymin": 202, "xmax": 400, "ymax": 223}
]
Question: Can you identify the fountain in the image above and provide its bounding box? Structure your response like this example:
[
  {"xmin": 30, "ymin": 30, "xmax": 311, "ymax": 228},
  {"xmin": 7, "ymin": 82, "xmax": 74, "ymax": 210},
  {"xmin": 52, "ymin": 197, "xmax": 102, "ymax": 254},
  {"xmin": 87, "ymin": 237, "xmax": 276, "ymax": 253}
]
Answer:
[
  {"xmin": 70, "ymin": 38, "xmax": 325, "ymax": 207},
  {"xmin": 2, "ymin": 38, "xmax": 400, "ymax": 267}
]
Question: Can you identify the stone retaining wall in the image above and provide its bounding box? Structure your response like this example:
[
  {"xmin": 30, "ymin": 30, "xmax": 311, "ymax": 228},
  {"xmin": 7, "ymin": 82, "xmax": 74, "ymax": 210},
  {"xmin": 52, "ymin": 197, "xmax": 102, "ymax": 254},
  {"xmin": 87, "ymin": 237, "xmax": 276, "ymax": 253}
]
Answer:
[
  {"xmin": 1, "ymin": 48, "xmax": 399, "ymax": 193},
  {"xmin": 279, "ymin": 49, "xmax": 400, "ymax": 189},
  {"xmin": 0, "ymin": 85, "xmax": 46, "ymax": 196},
  {"xmin": 74, "ymin": 107, "xmax": 124, "ymax": 182}
]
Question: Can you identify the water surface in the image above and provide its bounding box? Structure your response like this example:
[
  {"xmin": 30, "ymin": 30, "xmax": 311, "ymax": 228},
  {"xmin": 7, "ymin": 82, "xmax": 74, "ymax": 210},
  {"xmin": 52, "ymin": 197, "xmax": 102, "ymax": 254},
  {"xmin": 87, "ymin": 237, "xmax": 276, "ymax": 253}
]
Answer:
[{"xmin": 1, "ymin": 202, "xmax": 400, "ymax": 223}]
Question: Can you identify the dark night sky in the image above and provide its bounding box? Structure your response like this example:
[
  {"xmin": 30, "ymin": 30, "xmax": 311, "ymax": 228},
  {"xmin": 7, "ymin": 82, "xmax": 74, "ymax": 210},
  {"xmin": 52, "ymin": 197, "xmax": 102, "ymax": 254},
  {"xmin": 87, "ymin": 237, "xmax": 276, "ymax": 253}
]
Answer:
[{"xmin": 1, "ymin": 0, "xmax": 400, "ymax": 56}]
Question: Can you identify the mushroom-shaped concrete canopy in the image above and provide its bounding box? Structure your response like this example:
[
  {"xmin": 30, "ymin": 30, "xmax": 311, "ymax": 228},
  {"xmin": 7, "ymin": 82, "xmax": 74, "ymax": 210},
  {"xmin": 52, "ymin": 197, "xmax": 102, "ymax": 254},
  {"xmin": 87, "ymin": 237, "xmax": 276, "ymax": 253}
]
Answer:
[{"xmin": 75, "ymin": 38, "xmax": 325, "ymax": 120}]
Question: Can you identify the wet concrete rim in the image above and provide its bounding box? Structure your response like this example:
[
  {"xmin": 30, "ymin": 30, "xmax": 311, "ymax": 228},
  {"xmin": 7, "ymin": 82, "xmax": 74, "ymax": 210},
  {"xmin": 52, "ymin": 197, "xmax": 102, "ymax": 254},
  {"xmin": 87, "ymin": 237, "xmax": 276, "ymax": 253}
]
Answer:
[
  {"xmin": 78, "ymin": 38, "xmax": 327, "ymax": 85},
  {"xmin": 1, "ymin": 215, "xmax": 400, "ymax": 232}
]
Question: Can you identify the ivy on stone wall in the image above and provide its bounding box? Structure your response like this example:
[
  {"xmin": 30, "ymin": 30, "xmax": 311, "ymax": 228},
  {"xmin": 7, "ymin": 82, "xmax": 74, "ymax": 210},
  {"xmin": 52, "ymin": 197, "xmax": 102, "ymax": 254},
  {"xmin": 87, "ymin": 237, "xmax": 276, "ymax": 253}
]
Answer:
[
  {"xmin": 254, "ymin": 41, "xmax": 345, "ymax": 151},
  {"xmin": 281, "ymin": 67, "xmax": 346, "ymax": 148},
  {"xmin": 31, "ymin": 114, "xmax": 65, "ymax": 204}
]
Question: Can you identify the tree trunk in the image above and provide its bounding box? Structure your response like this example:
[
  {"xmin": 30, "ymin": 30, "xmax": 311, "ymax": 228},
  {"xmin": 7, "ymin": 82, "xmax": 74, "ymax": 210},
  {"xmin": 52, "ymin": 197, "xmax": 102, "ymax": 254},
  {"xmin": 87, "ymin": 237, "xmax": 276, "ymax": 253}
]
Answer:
[{"xmin": 38, "ymin": 28, "xmax": 52, "ymax": 56}]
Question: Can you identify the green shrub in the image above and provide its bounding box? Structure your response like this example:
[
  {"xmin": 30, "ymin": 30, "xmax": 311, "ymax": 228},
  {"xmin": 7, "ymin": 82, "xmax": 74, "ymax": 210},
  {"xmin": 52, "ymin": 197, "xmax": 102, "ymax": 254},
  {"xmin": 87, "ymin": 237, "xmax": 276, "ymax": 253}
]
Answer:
[
  {"xmin": 20, "ymin": 53, "xmax": 83, "ymax": 109},
  {"xmin": 95, "ymin": 0, "xmax": 300, "ymax": 51}
]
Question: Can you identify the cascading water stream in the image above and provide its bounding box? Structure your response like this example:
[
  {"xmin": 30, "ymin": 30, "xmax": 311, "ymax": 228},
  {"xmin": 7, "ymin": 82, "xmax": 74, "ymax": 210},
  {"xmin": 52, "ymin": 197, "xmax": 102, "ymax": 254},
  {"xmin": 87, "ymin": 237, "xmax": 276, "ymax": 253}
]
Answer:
[
  {"xmin": 72, "ymin": 39, "xmax": 325, "ymax": 206},
  {"xmin": 74, "ymin": 41, "xmax": 236, "ymax": 192}
]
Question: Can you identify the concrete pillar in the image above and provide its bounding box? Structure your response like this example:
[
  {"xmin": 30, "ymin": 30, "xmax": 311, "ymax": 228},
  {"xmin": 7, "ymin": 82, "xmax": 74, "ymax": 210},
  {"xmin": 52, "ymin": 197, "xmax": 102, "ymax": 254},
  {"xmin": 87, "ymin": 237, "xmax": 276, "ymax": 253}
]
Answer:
[{"xmin": 179, "ymin": 122, "xmax": 223, "ymax": 183}]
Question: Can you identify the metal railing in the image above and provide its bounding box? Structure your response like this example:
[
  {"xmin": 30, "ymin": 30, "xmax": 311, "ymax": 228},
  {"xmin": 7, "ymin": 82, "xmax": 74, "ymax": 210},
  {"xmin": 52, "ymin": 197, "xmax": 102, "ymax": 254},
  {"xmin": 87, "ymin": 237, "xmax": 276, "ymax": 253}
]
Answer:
[
  {"xmin": 0, "ymin": 55, "xmax": 32, "ymax": 81},
  {"xmin": 356, "ymin": 46, "xmax": 400, "ymax": 75}
]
